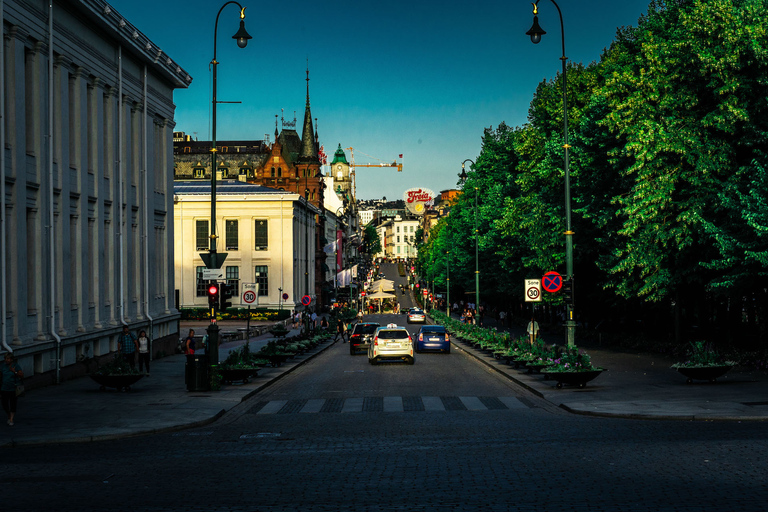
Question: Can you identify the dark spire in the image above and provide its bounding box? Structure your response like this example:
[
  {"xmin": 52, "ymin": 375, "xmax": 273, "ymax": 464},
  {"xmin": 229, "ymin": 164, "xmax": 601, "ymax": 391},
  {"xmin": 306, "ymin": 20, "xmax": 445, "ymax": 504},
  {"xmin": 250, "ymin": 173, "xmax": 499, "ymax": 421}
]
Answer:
[
  {"xmin": 274, "ymin": 114, "xmax": 279, "ymax": 139},
  {"xmin": 299, "ymin": 65, "xmax": 318, "ymax": 162}
]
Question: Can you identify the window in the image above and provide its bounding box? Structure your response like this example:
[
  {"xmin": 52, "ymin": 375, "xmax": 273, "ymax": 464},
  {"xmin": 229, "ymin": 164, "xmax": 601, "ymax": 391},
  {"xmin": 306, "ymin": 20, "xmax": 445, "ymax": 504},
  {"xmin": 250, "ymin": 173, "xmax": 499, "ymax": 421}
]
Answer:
[
  {"xmin": 410, "ymin": 226, "xmax": 414, "ymax": 232},
  {"xmin": 193, "ymin": 168, "xmax": 204, "ymax": 178},
  {"xmin": 196, "ymin": 220, "xmax": 209, "ymax": 250},
  {"xmin": 226, "ymin": 220, "xmax": 238, "ymax": 250},
  {"xmin": 277, "ymin": 167, "xmax": 282, "ymax": 177},
  {"xmin": 396, "ymin": 226, "xmax": 400, "ymax": 233},
  {"xmin": 255, "ymin": 220, "xmax": 268, "ymax": 250},
  {"xmin": 271, "ymin": 167, "xmax": 275, "ymax": 177},
  {"xmin": 255, "ymin": 265, "xmax": 268, "ymax": 296},
  {"xmin": 226, "ymin": 266, "xmax": 240, "ymax": 297},
  {"xmin": 196, "ymin": 266, "xmax": 209, "ymax": 297},
  {"xmin": 397, "ymin": 236, "xmax": 400, "ymax": 243}
]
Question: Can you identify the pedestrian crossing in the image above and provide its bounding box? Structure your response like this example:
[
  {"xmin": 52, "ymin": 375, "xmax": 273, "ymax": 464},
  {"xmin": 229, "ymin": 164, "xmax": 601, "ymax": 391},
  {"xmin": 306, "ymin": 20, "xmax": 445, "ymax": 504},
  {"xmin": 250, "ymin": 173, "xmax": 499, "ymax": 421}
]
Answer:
[{"xmin": 246, "ymin": 396, "xmax": 532, "ymax": 415}]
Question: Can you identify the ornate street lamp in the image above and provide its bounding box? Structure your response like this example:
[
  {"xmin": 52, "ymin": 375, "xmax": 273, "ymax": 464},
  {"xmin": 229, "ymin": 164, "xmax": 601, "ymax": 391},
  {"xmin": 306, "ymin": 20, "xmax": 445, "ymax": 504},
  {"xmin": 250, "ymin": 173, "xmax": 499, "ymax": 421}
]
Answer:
[
  {"xmin": 204, "ymin": 1, "xmax": 252, "ymax": 368},
  {"xmin": 527, "ymin": 0, "xmax": 576, "ymax": 347},
  {"xmin": 459, "ymin": 159, "xmax": 480, "ymax": 317}
]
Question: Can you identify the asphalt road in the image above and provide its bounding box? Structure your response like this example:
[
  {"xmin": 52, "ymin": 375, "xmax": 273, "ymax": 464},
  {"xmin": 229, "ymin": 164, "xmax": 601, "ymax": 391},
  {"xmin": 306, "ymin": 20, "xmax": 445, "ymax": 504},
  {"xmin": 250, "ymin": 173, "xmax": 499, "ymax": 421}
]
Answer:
[{"xmin": 4, "ymin": 264, "xmax": 768, "ymax": 511}]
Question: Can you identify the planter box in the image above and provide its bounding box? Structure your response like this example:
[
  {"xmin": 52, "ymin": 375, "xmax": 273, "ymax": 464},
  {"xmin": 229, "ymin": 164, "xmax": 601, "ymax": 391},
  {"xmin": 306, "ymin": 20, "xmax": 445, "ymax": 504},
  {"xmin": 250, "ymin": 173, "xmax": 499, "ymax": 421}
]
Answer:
[
  {"xmin": 676, "ymin": 365, "xmax": 732, "ymax": 384},
  {"xmin": 544, "ymin": 369, "xmax": 604, "ymax": 389},
  {"xmin": 220, "ymin": 367, "xmax": 258, "ymax": 384},
  {"xmin": 89, "ymin": 374, "xmax": 144, "ymax": 392}
]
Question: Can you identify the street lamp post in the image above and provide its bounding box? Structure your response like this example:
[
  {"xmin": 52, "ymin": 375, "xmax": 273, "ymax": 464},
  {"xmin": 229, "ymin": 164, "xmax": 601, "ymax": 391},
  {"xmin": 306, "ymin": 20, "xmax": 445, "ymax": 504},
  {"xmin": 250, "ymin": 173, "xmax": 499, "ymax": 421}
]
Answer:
[
  {"xmin": 527, "ymin": 0, "xmax": 575, "ymax": 348},
  {"xmin": 446, "ymin": 250, "xmax": 450, "ymax": 317},
  {"xmin": 459, "ymin": 159, "xmax": 480, "ymax": 317},
  {"xmin": 205, "ymin": 1, "xmax": 251, "ymax": 368}
]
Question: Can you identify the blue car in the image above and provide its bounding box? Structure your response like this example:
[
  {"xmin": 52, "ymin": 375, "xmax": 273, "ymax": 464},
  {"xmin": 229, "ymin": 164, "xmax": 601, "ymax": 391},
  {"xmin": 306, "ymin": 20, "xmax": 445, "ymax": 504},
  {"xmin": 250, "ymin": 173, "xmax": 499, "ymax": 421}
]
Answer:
[{"xmin": 416, "ymin": 325, "xmax": 450, "ymax": 354}]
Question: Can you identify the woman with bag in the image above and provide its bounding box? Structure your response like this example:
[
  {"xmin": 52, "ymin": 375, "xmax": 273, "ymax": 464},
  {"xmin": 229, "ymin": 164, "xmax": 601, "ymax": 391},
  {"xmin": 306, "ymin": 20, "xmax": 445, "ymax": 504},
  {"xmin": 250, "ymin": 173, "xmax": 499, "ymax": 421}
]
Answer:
[{"xmin": 1, "ymin": 353, "xmax": 24, "ymax": 426}]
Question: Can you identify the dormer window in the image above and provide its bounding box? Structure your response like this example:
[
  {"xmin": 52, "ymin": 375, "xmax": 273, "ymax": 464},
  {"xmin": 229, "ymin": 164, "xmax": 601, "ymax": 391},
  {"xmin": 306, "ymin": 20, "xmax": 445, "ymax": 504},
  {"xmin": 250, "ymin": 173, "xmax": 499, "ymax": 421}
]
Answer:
[{"xmin": 193, "ymin": 161, "xmax": 205, "ymax": 179}]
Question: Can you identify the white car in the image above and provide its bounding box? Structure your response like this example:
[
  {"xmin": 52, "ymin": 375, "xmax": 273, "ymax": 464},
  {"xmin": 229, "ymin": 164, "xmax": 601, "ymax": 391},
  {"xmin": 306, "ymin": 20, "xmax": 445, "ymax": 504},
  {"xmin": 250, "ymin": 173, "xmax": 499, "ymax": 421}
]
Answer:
[{"xmin": 368, "ymin": 324, "xmax": 414, "ymax": 365}]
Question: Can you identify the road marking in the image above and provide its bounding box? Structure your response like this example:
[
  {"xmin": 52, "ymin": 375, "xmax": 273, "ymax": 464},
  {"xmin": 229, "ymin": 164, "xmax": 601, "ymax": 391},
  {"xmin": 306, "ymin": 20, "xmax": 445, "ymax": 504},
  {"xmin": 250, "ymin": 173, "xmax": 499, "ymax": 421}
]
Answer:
[
  {"xmin": 499, "ymin": 396, "xmax": 528, "ymax": 409},
  {"xmin": 342, "ymin": 397, "xmax": 364, "ymax": 413},
  {"xmin": 257, "ymin": 400, "xmax": 288, "ymax": 414},
  {"xmin": 422, "ymin": 396, "xmax": 446, "ymax": 411},
  {"xmin": 459, "ymin": 396, "xmax": 485, "ymax": 410},
  {"xmin": 300, "ymin": 399, "xmax": 325, "ymax": 413},
  {"xmin": 383, "ymin": 396, "xmax": 403, "ymax": 412}
]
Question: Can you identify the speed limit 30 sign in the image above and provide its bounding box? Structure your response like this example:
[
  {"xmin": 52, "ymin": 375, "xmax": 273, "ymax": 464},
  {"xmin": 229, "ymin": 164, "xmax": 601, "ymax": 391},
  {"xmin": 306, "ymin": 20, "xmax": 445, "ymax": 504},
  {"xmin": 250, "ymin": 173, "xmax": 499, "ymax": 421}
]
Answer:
[
  {"xmin": 525, "ymin": 279, "xmax": 542, "ymax": 302},
  {"xmin": 242, "ymin": 283, "xmax": 259, "ymax": 305}
]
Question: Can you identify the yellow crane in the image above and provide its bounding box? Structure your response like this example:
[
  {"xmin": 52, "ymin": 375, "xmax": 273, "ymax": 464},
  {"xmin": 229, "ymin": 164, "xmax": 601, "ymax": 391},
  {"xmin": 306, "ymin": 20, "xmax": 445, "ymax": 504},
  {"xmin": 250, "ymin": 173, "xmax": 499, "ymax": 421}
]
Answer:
[{"xmin": 345, "ymin": 147, "xmax": 403, "ymax": 202}]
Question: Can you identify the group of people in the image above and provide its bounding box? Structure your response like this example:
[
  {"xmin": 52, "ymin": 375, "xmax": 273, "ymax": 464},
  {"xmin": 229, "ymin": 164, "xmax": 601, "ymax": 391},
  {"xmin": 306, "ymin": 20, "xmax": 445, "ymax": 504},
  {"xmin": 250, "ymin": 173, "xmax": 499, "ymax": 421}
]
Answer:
[{"xmin": 117, "ymin": 325, "xmax": 151, "ymax": 374}]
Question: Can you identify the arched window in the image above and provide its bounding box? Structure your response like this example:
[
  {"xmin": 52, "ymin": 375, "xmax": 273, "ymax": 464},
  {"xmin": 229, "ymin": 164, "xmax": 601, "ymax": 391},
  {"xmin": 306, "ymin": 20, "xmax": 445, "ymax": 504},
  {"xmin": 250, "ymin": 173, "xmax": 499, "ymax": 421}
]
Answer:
[
  {"xmin": 277, "ymin": 166, "xmax": 282, "ymax": 178},
  {"xmin": 271, "ymin": 167, "xmax": 276, "ymax": 178}
]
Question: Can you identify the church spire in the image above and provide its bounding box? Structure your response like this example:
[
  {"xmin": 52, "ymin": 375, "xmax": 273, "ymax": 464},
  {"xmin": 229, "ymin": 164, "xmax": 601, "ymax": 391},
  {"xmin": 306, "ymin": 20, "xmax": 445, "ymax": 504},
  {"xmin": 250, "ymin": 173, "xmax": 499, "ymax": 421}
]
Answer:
[{"xmin": 299, "ymin": 64, "xmax": 318, "ymax": 163}]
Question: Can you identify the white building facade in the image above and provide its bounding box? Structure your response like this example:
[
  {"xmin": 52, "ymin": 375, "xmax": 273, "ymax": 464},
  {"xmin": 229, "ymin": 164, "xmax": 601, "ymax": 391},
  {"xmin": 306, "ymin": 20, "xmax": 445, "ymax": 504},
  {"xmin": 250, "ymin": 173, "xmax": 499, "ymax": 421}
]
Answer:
[
  {"xmin": 174, "ymin": 182, "xmax": 318, "ymax": 311},
  {"xmin": 1, "ymin": 0, "xmax": 190, "ymax": 386}
]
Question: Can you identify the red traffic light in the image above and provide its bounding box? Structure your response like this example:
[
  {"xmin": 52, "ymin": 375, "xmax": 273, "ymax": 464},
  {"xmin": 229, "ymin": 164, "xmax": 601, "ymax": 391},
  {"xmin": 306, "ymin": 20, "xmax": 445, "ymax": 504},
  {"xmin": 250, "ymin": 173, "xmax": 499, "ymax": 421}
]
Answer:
[{"xmin": 208, "ymin": 284, "xmax": 219, "ymax": 296}]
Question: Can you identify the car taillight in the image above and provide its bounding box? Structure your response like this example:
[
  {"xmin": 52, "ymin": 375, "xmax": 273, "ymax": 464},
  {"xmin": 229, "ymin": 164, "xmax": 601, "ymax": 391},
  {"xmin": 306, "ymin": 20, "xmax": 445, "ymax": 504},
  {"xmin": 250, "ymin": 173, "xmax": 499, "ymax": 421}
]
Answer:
[
  {"xmin": 418, "ymin": 334, "xmax": 423, "ymax": 341},
  {"xmin": 373, "ymin": 336, "xmax": 378, "ymax": 346},
  {"xmin": 445, "ymin": 334, "xmax": 449, "ymax": 342}
]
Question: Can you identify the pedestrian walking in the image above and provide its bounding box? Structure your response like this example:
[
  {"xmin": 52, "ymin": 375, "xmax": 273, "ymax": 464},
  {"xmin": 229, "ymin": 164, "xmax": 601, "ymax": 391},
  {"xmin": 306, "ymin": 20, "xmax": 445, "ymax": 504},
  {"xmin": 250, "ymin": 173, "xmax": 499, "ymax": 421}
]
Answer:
[
  {"xmin": 527, "ymin": 317, "xmax": 540, "ymax": 344},
  {"xmin": 498, "ymin": 310, "xmax": 506, "ymax": 329},
  {"xmin": 310, "ymin": 311, "xmax": 318, "ymax": 331},
  {"xmin": 320, "ymin": 317, "xmax": 329, "ymax": 331},
  {"xmin": 118, "ymin": 325, "xmax": 138, "ymax": 369},
  {"xmin": 1, "ymin": 353, "xmax": 23, "ymax": 426},
  {"xmin": 137, "ymin": 330, "xmax": 150, "ymax": 375},
  {"xmin": 183, "ymin": 329, "xmax": 196, "ymax": 355},
  {"xmin": 334, "ymin": 320, "xmax": 347, "ymax": 343}
]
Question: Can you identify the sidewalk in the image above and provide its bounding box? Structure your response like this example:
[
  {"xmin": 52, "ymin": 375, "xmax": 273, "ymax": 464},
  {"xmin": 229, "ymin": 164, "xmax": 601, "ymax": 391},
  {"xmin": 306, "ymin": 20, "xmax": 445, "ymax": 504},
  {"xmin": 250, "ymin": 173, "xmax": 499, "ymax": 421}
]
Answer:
[
  {"xmin": 0, "ymin": 324, "xmax": 334, "ymax": 447},
  {"xmin": 441, "ymin": 310, "xmax": 768, "ymax": 421},
  {"xmin": 3, "ymin": 318, "xmax": 767, "ymax": 448}
]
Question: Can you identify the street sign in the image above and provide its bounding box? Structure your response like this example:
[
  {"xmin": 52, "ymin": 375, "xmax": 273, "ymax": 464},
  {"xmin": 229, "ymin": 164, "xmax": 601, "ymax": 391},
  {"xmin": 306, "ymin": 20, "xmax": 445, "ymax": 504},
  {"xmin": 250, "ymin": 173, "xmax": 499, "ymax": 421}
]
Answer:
[
  {"xmin": 422, "ymin": 289, "xmax": 428, "ymax": 296},
  {"xmin": 542, "ymin": 271, "xmax": 563, "ymax": 293},
  {"xmin": 525, "ymin": 279, "xmax": 542, "ymax": 302},
  {"xmin": 301, "ymin": 295, "xmax": 312, "ymax": 306},
  {"xmin": 202, "ymin": 268, "xmax": 225, "ymax": 281},
  {"xmin": 282, "ymin": 293, "xmax": 289, "ymax": 301},
  {"xmin": 242, "ymin": 283, "xmax": 259, "ymax": 305}
]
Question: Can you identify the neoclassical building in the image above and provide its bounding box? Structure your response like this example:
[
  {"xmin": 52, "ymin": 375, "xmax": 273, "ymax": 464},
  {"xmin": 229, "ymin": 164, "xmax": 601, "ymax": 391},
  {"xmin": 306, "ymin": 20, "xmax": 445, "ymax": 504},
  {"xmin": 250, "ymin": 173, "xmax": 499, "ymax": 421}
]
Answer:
[
  {"xmin": 174, "ymin": 181, "xmax": 319, "ymax": 311},
  {"xmin": 2, "ymin": 0, "xmax": 188, "ymax": 386}
]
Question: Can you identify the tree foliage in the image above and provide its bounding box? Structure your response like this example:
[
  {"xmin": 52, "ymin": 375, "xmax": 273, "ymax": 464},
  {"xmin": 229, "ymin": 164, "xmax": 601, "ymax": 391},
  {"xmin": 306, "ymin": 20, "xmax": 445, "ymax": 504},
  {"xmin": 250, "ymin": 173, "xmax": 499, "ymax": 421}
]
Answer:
[{"xmin": 417, "ymin": 0, "xmax": 768, "ymax": 346}]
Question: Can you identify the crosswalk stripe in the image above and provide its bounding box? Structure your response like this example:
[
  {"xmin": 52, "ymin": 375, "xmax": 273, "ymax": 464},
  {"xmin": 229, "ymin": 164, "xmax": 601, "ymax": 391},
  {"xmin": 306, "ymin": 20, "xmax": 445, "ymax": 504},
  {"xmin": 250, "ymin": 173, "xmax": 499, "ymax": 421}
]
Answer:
[
  {"xmin": 383, "ymin": 396, "xmax": 403, "ymax": 412},
  {"xmin": 300, "ymin": 399, "xmax": 325, "ymax": 413},
  {"xmin": 459, "ymin": 396, "xmax": 486, "ymax": 411},
  {"xmin": 422, "ymin": 396, "xmax": 445, "ymax": 411},
  {"xmin": 257, "ymin": 400, "xmax": 287, "ymax": 414},
  {"xmin": 499, "ymin": 396, "xmax": 529, "ymax": 410},
  {"xmin": 342, "ymin": 397, "xmax": 364, "ymax": 413}
]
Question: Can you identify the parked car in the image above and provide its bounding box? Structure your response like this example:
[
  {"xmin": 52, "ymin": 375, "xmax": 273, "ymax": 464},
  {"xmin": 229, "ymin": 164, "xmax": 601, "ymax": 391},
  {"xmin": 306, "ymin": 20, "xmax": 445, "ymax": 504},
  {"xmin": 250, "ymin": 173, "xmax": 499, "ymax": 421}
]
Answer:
[
  {"xmin": 348, "ymin": 322, "xmax": 380, "ymax": 355},
  {"xmin": 368, "ymin": 324, "xmax": 414, "ymax": 365},
  {"xmin": 407, "ymin": 308, "xmax": 426, "ymax": 324},
  {"xmin": 416, "ymin": 325, "xmax": 450, "ymax": 353}
]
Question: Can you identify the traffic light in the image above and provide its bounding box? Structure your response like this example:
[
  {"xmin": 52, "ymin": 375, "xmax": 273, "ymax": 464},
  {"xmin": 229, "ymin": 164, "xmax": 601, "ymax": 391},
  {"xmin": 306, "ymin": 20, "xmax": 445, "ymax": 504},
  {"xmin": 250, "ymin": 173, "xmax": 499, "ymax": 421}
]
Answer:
[
  {"xmin": 219, "ymin": 283, "xmax": 234, "ymax": 313},
  {"xmin": 562, "ymin": 277, "xmax": 574, "ymax": 305},
  {"xmin": 207, "ymin": 283, "xmax": 219, "ymax": 309}
]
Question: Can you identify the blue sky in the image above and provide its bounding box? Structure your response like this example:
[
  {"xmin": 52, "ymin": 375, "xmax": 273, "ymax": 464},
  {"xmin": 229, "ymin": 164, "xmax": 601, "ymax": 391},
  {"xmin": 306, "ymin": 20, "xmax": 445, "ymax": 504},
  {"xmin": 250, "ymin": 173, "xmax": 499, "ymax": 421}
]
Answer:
[{"xmin": 107, "ymin": 0, "xmax": 652, "ymax": 200}]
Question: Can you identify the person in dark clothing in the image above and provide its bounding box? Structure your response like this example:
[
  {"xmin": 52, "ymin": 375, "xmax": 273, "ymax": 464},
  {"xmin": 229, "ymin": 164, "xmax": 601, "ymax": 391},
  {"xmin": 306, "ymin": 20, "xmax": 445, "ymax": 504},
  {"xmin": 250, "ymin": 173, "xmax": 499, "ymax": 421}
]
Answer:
[{"xmin": 334, "ymin": 321, "xmax": 347, "ymax": 343}]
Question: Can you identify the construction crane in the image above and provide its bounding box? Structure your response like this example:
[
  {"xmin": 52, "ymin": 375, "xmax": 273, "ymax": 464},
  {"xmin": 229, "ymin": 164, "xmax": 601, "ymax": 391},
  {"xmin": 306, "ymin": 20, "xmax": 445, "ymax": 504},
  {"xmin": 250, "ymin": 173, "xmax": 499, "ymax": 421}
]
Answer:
[{"xmin": 345, "ymin": 147, "xmax": 403, "ymax": 202}]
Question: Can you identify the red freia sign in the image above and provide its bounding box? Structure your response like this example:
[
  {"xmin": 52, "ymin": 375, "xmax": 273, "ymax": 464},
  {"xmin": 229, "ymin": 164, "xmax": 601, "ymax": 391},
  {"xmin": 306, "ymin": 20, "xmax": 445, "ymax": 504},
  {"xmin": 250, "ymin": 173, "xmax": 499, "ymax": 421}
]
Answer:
[{"xmin": 406, "ymin": 189, "xmax": 432, "ymax": 203}]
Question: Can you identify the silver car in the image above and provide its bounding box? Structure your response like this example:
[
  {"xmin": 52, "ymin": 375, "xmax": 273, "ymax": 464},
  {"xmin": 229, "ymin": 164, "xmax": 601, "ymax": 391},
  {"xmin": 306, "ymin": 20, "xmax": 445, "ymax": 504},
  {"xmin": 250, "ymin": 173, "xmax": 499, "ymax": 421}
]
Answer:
[
  {"xmin": 368, "ymin": 324, "xmax": 414, "ymax": 365},
  {"xmin": 407, "ymin": 308, "xmax": 426, "ymax": 324}
]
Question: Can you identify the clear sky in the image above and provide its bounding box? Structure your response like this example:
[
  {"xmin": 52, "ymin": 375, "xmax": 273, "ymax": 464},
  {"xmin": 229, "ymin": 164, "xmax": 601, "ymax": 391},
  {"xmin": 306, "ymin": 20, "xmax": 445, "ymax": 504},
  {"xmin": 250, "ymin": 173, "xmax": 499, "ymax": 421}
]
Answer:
[{"xmin": 107, "ymin": 0, "xmax": 652, "ymax": 200}]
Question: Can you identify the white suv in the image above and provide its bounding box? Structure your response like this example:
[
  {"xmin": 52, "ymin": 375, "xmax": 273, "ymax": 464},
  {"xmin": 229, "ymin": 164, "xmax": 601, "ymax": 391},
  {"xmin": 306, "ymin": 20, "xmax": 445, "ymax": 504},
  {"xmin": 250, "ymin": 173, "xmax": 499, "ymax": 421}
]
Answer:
[{"xmin": 368, "ymin": 324, "xmax": 414, "ymax": 365}]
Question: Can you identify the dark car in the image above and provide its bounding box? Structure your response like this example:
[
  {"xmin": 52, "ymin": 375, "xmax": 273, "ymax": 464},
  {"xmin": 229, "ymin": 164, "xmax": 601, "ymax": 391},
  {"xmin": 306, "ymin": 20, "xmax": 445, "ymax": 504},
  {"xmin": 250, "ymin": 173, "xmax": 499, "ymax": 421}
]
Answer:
[
  {"xmin": 349, "ymin": 322, "xmax": 380, "ymax": 355},
  {"xmin": 416, "ymin": 325, "xmax": 450, "ymax": 353}
]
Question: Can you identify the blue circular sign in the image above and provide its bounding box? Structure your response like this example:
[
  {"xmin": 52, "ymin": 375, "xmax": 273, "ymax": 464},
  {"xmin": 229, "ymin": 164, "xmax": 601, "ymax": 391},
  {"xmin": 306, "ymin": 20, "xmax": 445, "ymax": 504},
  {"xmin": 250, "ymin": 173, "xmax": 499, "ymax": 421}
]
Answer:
[{"xmin": 301, "ymin": 295, "xmax": 312, "ymax": 306}]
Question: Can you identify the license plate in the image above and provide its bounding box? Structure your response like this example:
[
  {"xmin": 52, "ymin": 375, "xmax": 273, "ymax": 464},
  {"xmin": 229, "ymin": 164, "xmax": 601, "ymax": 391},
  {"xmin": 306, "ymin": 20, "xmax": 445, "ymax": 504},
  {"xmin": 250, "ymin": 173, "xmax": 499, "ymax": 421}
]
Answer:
[
  {"xmin": 387, "ymin": 343, "xmax": 401, "ymax": 349},
  {"xmin": 428, "ymin": 337, "xmax": 441, "ymax": 342}
]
